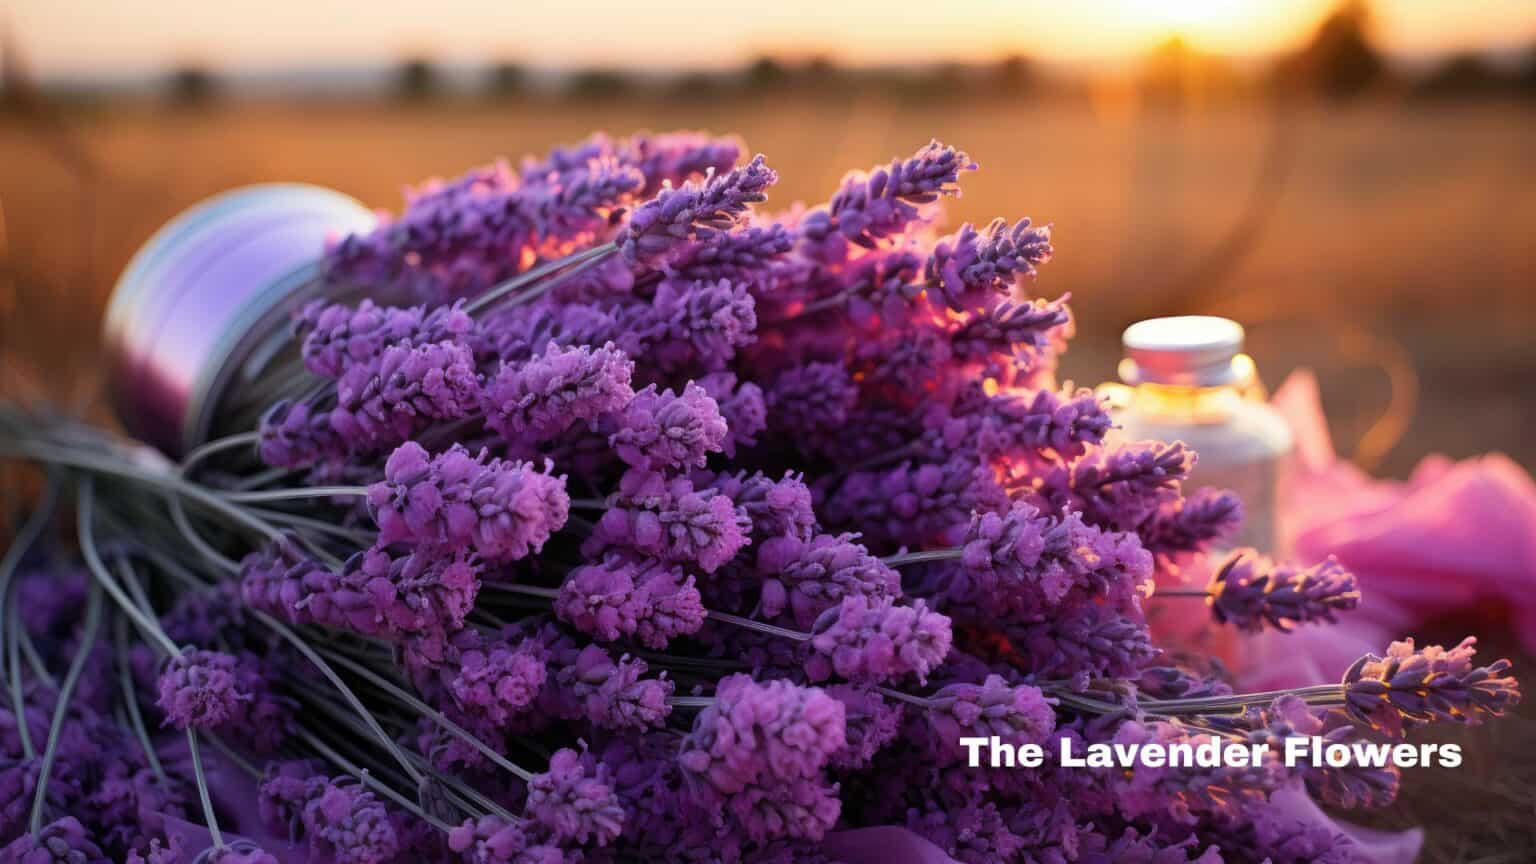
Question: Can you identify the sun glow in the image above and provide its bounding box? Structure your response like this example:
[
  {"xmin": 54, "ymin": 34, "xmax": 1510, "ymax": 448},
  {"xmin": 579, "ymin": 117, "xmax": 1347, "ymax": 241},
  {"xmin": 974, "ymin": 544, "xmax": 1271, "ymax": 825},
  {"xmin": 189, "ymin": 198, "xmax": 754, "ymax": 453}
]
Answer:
[{"xmin": 1123, "ymin": 0, "xmax": 1253, "ymax": 29}]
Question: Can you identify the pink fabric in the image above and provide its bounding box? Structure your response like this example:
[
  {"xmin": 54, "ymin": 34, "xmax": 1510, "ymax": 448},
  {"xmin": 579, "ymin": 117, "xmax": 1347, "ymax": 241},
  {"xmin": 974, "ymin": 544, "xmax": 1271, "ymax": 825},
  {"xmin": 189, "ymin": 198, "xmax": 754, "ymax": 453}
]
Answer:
[
  {"xmin": 1258, "ymin": 370, "xmax": 1536, "ymax": 688},
  {"xmin": 822, "ymin": 827, "xmax": 960, "ymax": 864}
]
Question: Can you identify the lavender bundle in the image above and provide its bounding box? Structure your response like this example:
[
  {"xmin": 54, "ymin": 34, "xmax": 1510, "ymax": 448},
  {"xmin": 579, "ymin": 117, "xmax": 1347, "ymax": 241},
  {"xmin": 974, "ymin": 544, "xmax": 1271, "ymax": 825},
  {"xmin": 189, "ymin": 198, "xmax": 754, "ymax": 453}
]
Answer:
[{"xmin": 0, "ymin": 131, "xmax": 1520, "ymax": 864}]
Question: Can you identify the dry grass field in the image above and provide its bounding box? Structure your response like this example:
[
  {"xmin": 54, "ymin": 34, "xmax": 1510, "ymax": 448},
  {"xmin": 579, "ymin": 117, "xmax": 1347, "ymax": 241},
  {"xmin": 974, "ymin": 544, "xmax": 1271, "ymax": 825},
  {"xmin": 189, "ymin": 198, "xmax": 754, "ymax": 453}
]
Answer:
[
  {"xmin": 3, "ymin": 96, "xmax": 1533, "ymax": 478},
  {"xmin": 2, "ymin": 94, "xmax": 1536, "ymax": 861}
]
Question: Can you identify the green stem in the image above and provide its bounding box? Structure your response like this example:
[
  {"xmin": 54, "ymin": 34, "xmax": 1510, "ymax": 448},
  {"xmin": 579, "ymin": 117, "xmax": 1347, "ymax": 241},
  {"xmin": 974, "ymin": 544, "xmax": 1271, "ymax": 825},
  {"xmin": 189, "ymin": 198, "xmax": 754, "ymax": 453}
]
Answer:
[
  {"xmin": 247, "ymin": 609, "xmax": 426, "ymax": 786},
  {"xmin": 29, "ymin": 582, "xmax": 102, "ymax": 834},
  {"xmin": 186, "ymin": 729, "xmax": 224, "ymax": 848},
  {"xmin": 115, "ymin": 616, "xmax": 167, "ymax": 782},
  {"xmin": 6, "ymin": 607, "xmax": 33, "ymax": 759},
  {"xmin": 78, "ymin": 479, "xmax": 183, "ymax": 658},
  {"xmin": 218, "ymin": 485, "xmax": 368, "ymax": 504}
]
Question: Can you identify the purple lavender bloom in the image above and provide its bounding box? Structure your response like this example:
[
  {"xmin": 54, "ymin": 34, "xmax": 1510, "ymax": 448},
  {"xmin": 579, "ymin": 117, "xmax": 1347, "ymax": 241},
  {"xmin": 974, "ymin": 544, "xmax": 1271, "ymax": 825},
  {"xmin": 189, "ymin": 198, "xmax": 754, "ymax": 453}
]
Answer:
[
  {"xmin": 481, "ymin": 303, "xmax": 626, "ymax": 364},
  {"xmin": 1141, "ymin": 486, "xmax": 1243, "ymax": 556},
  {"xmin": 799, "ymin": 140, "xmax": 974, "ymax": 254},
  {"xmin": 367, "ymin": 442, "xmax": 570, "ymax": 563},
  {"xmin": 330, "ymin": 339, "xmax": 481, "ymax": 451},
  {"xmin": 483, "ymin": 341, "xmax": 635, "ymax": 444},
  {"xmin": 1109, "ymin": 720, "xmax": 1283, "ymax": 823},
  {"xmin": 923, "ymin": 675, "xmax": 1056, "ymax": 761},
  {"xmin": 422, "ymin": 628, "xmax": 549, "ymax": 728},
  {"xmin": 948, "ymin": 297, "xmax": 1071, "ymax": 371},
  {"xmin": 556, "ymin": 554, "xmax": 706, "ymax": 649},
  {"xmin": 617, "ymin": 155, "xmax": 776, "ymax": 265},
  {"xmin": 705, "ymin": 470, "xmax": 816, "ymax": 543},
  {"xmin": 562, "ymin": 645, "xmax": 673, "ymax": 730},
  {"xmin": 125, "ymin": 836, "xmax": 182, "ymax": 864},
  {"xmin": 1004, "ymin": 600, "xmax": 1157, "ymax": 685},
  {"xmin": 524, "ymin": 748, "xmax": 624, "ymax": 847},
  {"xmin": 664, "ymin": 224, "xmax": 793, "ymax": 286},
  {"xmin": 302, "ymin": 780, "xmax": 399, "ymax": 864},
  {"xmin": 766, "ymin": 363, "xmax": 859, "ymax": 444},
  {"xmin": 609, "ymin": 383, "xmax": 729, "ymax": 473},
  {"xmin": 297, "ymin": 299, "xmax": 472, "ymax": 380},
  {"xmin": 823, "ymin": 454, "xmax": 1008, "ymax": 548},
  {"xmin": 931, "ymin": 384, "xmax": 1112, "ymax": 463},
  {"xmin": 806, "ymin": 596, "xmax": 952, "ymax": 684},
  {"xmin": 156, "ymin": 649, "xmax": 251, "ymax": 730},
  {"xmin": 341, "ymin": 546, "xmax": 480, "ymax": 642},
  {"xmin": 626, "ymin": 279, "xmax": 758, "ymax": 373},
  {"xmin": 1045, "ymin": 440, "xmax": 1196, "ymax": 532},
  {"xmin": 625, "ymin": 131, "xmax": 743, "ymax": 194},
  {"xmin": 588, "ymin": 472, "xmax": 750, "ymax": 574},
  {"xmin": 257, "ymin": 400, "xmax": 342, "ymax": 469},
  {"xmin": 258, "ymin": 759, "xmax": 323, "ymax": 834},
  {"xmin": 1207, "ymin": 550, "xmax": 1360, "ymax": 632},
  {"xmin": 683, "ymin": 674, "xmax": 848, "ymax": 786},
  {"xmin": 1, "ymin": 817, "xmax": 107, "ymax": 863},
  {"xmin": 517, "ymin": 157, "xmax": 645, "ymax": 239},
  {"xmin": 926, "ymin": 217, "xmax": 1053, "ymax": 310},
  {"xmin": 1344, "ymin": 637, "xmax": 1521, "ymax": 737},
  {"xmin": 695, "ymin": 373, "xmax": 766, "ymax": 458},
  {"xmin": 824, "ymin": 685, "xmax": 902, "ymax": 771},
  {"xmin": 447, "ymin": 815, "xmax": 554, "ymax": 864},
  {"xmin": 755, "ymin": 533, "xmax": 901, "ymax": 629}
]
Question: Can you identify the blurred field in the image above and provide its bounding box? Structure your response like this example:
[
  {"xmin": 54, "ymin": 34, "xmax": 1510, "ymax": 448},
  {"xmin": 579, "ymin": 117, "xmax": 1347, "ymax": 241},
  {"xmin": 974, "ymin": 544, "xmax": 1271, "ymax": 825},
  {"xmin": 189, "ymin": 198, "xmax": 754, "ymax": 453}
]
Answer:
[{"xmin": 2, "ymin": 96, "xmax": 1534, "ymax": 476}]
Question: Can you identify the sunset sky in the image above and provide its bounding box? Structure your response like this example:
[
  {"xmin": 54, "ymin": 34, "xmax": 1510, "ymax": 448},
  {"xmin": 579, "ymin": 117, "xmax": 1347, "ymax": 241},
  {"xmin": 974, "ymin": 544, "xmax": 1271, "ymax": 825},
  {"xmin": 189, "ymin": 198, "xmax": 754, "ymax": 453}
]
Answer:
[{"xmin": 10, "ymin": 0, "xmax": 1535, "ymax": 79}]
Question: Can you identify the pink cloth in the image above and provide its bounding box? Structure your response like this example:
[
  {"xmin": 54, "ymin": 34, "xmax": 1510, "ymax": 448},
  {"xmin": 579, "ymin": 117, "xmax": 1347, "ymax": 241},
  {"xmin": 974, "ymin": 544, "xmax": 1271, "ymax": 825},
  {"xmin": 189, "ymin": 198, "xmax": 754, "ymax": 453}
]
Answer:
[{"xmin": 1251, "ymin": 369, "xmax": 1536, "ymax": 691}]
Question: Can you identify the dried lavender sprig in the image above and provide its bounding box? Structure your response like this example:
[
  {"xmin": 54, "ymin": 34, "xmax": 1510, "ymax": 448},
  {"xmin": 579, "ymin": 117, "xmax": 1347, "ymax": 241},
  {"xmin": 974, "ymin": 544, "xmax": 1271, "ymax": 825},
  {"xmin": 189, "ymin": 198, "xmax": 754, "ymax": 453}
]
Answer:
[
  {"xmin": 1343, "ymin": 637, "xmax": 1520, "ymax": 736},
  {"xmin": 1206, "ymin": 550, "xmax": 1360, "ymax": 632},
  {"xmin": 617, "ymin": 155, "xmax": 777, "ymax": 265}
]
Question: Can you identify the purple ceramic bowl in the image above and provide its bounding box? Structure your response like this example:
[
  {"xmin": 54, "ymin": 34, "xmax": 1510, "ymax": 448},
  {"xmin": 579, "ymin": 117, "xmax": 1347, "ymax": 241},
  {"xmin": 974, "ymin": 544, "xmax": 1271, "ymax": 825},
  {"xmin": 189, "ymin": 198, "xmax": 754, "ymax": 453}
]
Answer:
[{"xmin": 103, "ymin": 184, "xmax": 376, "ymax": 456}]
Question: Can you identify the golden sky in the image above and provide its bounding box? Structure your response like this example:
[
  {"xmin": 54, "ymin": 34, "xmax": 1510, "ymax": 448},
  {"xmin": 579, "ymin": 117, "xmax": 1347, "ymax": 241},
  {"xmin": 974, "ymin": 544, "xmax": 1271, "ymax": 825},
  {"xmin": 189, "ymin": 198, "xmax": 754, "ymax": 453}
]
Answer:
[{"xmin": 11, "ymin": 0, "xmax": 1535, "ymax": 77}]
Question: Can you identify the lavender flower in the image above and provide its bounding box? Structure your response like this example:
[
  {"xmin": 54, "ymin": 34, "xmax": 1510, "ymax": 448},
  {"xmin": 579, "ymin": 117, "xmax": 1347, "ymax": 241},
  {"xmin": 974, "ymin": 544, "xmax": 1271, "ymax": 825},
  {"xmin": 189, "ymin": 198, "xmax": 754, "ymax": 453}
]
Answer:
[
  {"xmin": 200, "ymin": 841, "xmax": 280, "ymax": 864},
  {"xmin": 156, "ymin": 649, "xmax": 251, "ymax": 730},
  {"xmin": 1, "ymin": 817, "xmax": 107, "ymax": 863},
  {"xmin": 610, "ymin": 383, "xmax": 729, "ymax": 473},
  {"xmin": 705, "ymin": 470, "xmax": 816, "ymax": 543},
  {"xmin": 626, "ymin": 279, "xmax": 758, "ymax": 373},
  {"xmin": 664, "ymin": 224, "xmax": 793, "ymax": 286},
  {"xmin": 766, "ymin": 363, "xmax": 859, "ymax": 444},
  {"xmin": 800, "ymin": 140, "xmax": 974, "ymax": 254},
  {"xmin": 618, "ymin": 155, "xmax": 776, "ymax": 265},
  {"xmin": 257, "ymin": 400, "xmax": 342, "ymax": 469},
  {"xmin": 695, "ymin": 373, "xmax": 766, "ymax": 458},
  {"xmin": 948, "ymin": 297, "xmax": 1071, "ymax": 371},
  {"xmin": 301, "ymin": 780, "xmax": 399, "ymax": 864},
  {"xmin": 524, "ymin": 748, "xmax": 624, "ymax": 846},
  {"xmin": 587, "ymin": 470, "xmax": 750, "ymax": 574},
  {"xmin": 1344, "ymin": 637, "xmax": 1521, "ymax": 737},
  {"xmin": 806, "ymin": 596, "xmax": 952, "ymax": 684},
  {"xmin": 933, "ymin": 384, "xmax": 1111, "ymax": 463},
  {"xmin": 1207, "ymin": 550, "xmax": 1360, "ymax": 632},
  {"xmin": 756, "ymin": 533, "xmax": 900, "ymax": 629},
  {"xmin": 556, "ymin": 554, "xmax": 706, "ymax": 649},
  {"xmin": 624, "ymin": 130, "xmax": 743, "ymax": 194},
  {"xmin": 330, "ymin": 339, "xmax": 481, "ymax": 450},
  {"xmin": 924, "ymin": 675, "xmax": 1056, "ymax": 760},
  {"xmin": 1047, "ymin": 441, "xmax": 1196, "ymax": 534},
  {"xmin": 1141, "ymin": 486, "xmax": 1244, "ymax": 556},
  {"xmin": 483, "ymin": 341, "xmax": 635, "ymax": 444},
  {"xmin": 683, "ymin": 674, "xmax": 847, "ymax": 787},
  {"xmin": 824, "ymin": 454, "xmax": 1008, "ymax": 548},
  {"xmin": 367, "ymin": 442, "xmax": 570, "ymax": 563},
  {"xmin": 1109, "ymin": 720, "xmax": 1282, "ymax": 823},
  {"xmin": 562, "ymin": 645, "xmax": 673, "ymax": 730},
  {"xmin": 297, "ymin": 299, "xmax": 472, "ymax": 380},
  {"xmin": 926, "ymin": 217, "xmax": 1053, "ymax": 310},
  {"xmin": 421, "ymin": 628, "xmax": 549, "ymax": 728},
  {"xmin": 447, "ymin": 815, "xmax": 554, "ymax": 864}
]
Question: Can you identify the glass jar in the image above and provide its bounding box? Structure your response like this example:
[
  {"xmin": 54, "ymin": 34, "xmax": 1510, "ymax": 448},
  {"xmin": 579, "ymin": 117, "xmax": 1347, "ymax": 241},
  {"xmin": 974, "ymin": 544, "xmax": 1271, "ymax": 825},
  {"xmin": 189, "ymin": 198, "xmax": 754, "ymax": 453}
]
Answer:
[{"xmin": 1101, "ymin": 316, "xmax": 1293, "ymax": 557}]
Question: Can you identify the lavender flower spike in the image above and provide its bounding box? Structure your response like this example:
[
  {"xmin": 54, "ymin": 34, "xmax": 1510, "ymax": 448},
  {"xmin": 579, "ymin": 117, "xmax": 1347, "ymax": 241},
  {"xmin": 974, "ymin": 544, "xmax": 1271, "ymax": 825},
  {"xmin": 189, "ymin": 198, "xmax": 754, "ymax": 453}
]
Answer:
[
  {"xmin": 801, "ymin": 140, "xmax": 975, "ymax": 253},
  {"xmin": 806, "ymin": 596, "xmax": 952, "ymax": 684},
  {"xmin": 618, "ymin": 154, "xmax": 776, "ymax": 265},
  {"xmin": 610, "ymin": 383, "xmax": 729, "ymax": 473},
  {"xmin": 482, "ymin": 340, "xmax": 635, "ymax": 445},
  {"xmin": 924, "ymin": 674, "xmax": 1057, "ymax": 761},
  {"xmin": 1344, "ymin": 636, "xmax": 1520, "ymax": 737},
  {"xmin": 523, "ymin": 748, "xmax": 625, "ymax": 846},
  {"xmin": 368, "ymin": 442, "xmax": 570, "ymax": 563},
  {"xmin": 157, "ymin": 649, "xmax": 253, "ymax": 730},
  {"xmin": 927, "ymin": 217, "xmax": 1053, "ymax": 310},
  {"xmin": 1206, "ymin": 550, "xmax": 1360, "ymax": 632}
]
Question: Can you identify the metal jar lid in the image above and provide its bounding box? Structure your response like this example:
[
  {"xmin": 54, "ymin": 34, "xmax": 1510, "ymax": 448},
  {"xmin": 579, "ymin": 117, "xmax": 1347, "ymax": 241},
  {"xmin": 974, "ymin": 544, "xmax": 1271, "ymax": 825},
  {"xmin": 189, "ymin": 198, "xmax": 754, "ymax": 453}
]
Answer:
[
  {"xmin": 1117, "ymin": 315, "xmax": 1248, "ymax": 388},
  {"xmin": 103, "ymin": 184, "xmax": 376, "ymax": 456}
]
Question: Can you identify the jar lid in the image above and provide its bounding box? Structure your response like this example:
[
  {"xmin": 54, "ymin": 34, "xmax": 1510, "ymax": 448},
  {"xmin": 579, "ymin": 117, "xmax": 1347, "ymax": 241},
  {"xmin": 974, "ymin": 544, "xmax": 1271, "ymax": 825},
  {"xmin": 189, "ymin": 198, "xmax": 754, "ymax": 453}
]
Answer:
[{"xmin": 1118, "ymin": 315, "xmax": 1245, "ymax": 387}]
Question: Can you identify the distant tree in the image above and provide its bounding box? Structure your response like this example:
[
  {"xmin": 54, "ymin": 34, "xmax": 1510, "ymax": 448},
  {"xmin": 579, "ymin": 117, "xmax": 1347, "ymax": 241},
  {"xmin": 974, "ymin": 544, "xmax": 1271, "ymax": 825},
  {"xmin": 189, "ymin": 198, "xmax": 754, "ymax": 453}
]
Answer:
[
  {"xmin": 396, "ymin": 57, "xmax": 438, "ymax": 101},
  {"xmin": 487, "ymin": 61, "xmax": 526, "ymax": 98},
  {"xmin": 1280, "ymin": 0, "xmax": 1385, "ymax": 100},
  {"xmin": 744, "ymin": 55, "xmax": 787, "ymax": 91},
  {"xmin": 1417, "ymin": 53, "xmax": 1503, "ymax": 99},
  {"xmin": 167, "ymin": 64, "xmax": 217, "ymax": 105},
  {"xmin": 993, "ymin": 53, "xmax": 1035, "ymax": 96},
  {"xmin": 671, "ymin": 71, "xmax": 724, "ymax": 100},
  {"xmin": 567, "ymin": 68, "xmax": 630, "ymax": 100},
  {"xmin": 1517, "ymin": 44, "xmax": 1536, "ymax": 97}
]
